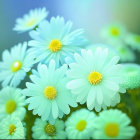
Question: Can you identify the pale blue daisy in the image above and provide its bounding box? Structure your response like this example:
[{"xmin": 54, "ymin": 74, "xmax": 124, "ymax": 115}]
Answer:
[
  {"xmin": 13, "ymin": 7, "xmax": 48, "ymax": 33},
  {"xmin": 0, "ymin": 42, "xmax": 35, "ymax": 87},
  {"xmin": 28, "ymin": 16, "xmax": 88, "ymax": 66},
  {"xmin": 23, "ymin": 60, "xmax": 77, "ymax": 124}
]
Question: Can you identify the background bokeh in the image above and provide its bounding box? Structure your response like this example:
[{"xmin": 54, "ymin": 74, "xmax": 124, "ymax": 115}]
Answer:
[{"xmin": 0, "ymin": 0, "xmax": 140, "ymax": 53}]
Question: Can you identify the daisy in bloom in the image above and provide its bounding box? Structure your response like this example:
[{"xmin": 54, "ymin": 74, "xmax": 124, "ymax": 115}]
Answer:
[
  {"xmin": 65, "ymin": 109, "xmax": 96, "ymax": 139},
  {"xmin": 93, "ymin": 109, "xmax": 136, "ymax": 139},
  {"xmin": 13, "ymin": 7, "xmax": 48, "ymax": 33},
  {"xmin": 0, "ymin": 42, "xmax": 35, "ymax": 87},
  {"xmin": 32, "ymin": 118, "xmax": 66, "ymax": 139},
  {"xmin": 0, "ymin": 87, "xmax": 26, "ymax": 121},
  {"xmin": 23, "ymin": 60, "xmax": 77, "ymax": 124},
  {"xmin": 121, "ymin": 63, "xmax": 140, "ymax": 90},
  {"xmin": 102, "ymin": 24, "xmax": 126, "ymax": 42},
  {"xmin": 67, "ymin": 47, "xmax": 126, "ymax": 112},
  {"xmin": 0, "ymin": 116, "xmax": 25, "ymax": 139},
  {"xmin": 125, "ymin": 33, "xmax": 140, "ymax": 51},
  {"xmin": 28, "ymin": 16, "xmax": 87, "ymax": 66}
]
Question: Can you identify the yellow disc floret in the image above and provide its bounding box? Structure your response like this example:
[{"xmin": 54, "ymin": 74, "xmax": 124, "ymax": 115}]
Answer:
[
  {"xmin": 5, "ymin": 100, "xmax": 17, "ymax": 114},
  {"xmin": 76, "ymin": 120, "xmax": 87, "ymax": 131},
  {"xmin": 26, "ymin": 19, "xmax": 37, "ymax": 27},
  {"xmin": 49, "ymin": 39, "xmax": 62, "ymax": 52},
  {"xmin": 9, "ymin": 124, "xmax": 16, "ymax": 135},
  {"xmin": 44, "ymin": 86, "xmax": 57, "ymax": 100},
  {"xmin": 104, "ymin": 123, "xmax": 119, "ymax": 137},
  {"xmin": 45, "ymin": 124, "xmax": 56, "ymax": 136},
  {"xmin": 110, "ymin": 27, "xmax": 120, "ymax": 36},
  {"xmin": 11, "ymin": 61, "xmax": 22, "ymax": 72},
  {"xmin": 88, "ymin": 71, "xmax": 102, "ymax": 85}
]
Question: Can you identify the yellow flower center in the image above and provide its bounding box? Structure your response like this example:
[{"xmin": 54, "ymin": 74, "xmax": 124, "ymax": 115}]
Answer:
[
  {"xmin": 110, "ymin": 27, "xmax": 120, "ymax": 36},
  {"xmin": 26, "ymin": 19, "xmax": 37, "ymax": 27},
  {"xmin": 44, "ymin": 124, "xmax": 56, "ymax": 136},
  {"xmin": 44, "ymin": 86, "xmax": 57, "ymax": 100},
  {"xmin": 88, "ymin": 71, "xmax": 102, "ymax": 85},
  {"xmin": 5, "ymin": 100, "xmax": 17, "ymax": 114},
  {"xmin": 9, "ymin": 124, "xmax": 16, "ymax": 135},
  {"xmin": 104, "ymin": 123, "xmax": 119, "ymax": 137},
  {"xmin": 134, "ymin": 35, "xmax": 140, "ymax": 43},
  {"xmin": 76, "ymin": 120, "xmax": 87, "ymax": 131},
  {"xmin": 49, "ymin": 39, "xmax": 62, "ymax": 52},
  {"xmin": 11, "ymin": 61, "xmax": 22, "ymax": 72}
]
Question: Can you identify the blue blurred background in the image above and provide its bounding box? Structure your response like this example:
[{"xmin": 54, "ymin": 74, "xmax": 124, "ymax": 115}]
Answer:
[{"xmin": 0, "ymin": 0, "xmax": 140, "ymax": 53}]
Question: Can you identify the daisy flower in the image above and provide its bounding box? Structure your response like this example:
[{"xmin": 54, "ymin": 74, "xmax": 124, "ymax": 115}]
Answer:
[
  {"xmin": 13, "ymin": 7, "xmax": 48, "ymax": 33},
  {"xmin": 121, "ymin": 63, "xmax": 140, "ymax": 89},
  {"xmin": 102, "ymin": 24, "xmax": 126, "ymax": 42},
  {"xmin": 67, "ymin": 47, "xmax": 126, "ymax": 112},
  {"xmin": 0, "ymin": 42, "xmax": 35, "ymax": 87},
  {"xmin": 0, "ymin": 116, "xmax": 25, "ymax": 139},
  {"xmin": 65, "ymin": 109, "xmax": 96, "ymax": 139},
  {"xmin": 32, "ymin": 118, "xmax": 66, "ymax": 139},
  {"xmin": 0, "ymin": 87, "xmax": 26, "ymax": 121},
  {"xmin": 125, "ymin": 33, "xmax": 140, "ymax": 51},
  {"xmin": 28, "ymin": 16, "xmax": 87, "ymax": 66},
  {"xmin": 23, "ymin": 60, "xmax": 77, "ymax": 124},
  {"xmin": 93, "ymin": 109, "xmax": 136, "ymax": 139}
]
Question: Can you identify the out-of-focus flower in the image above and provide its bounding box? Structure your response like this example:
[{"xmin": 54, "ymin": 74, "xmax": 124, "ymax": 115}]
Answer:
[
  {"xmin": 23, "ymin": 60, "xmax": 77, "ymax": 124},
  {"xmin": 32, "ymin": 118, "xmax": 66, "ymax": 139},
  {"xmin": 0, "ymin": 42, "xmax": 35, "ymax": 87},
  {"xmin": 121, "ymin": 63, "xmax": 140, "ymax": 89},
  {"xmin": 28, "ymin": 16, "xmax": 88, "ymax": 67},
  {"xmin": 67, "ymin": 48, "xmax": 125, "ymax": 112},
  {"xmin": 0, "ymin": 87, "xmax": 26, "ymax": 121},
  {"xmin": 65, "ymin": 109, "xmax": 96, "ymax": 139},
  {"xmin": 0, "ymin": 116, "xmax": 25, "ymax": 139},
  {"xmin": 93, "ymin": 109, "xmax": 136, "ymax": 139},
  {"xmin": 125, "ymin": 34, "xmax": 140, "ymax": 51},
  {"xmin": 13, "ymin": 7, "xmax": 48, "ymax": 33}
]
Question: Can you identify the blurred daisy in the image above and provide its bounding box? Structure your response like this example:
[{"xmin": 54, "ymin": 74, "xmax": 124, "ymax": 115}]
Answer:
[
  {"xmin": 13, "ymin": 7, "xmax": 48, "ymax": 33},
  {"xmin": 0, "ymin": 116, "xmax": 25, "ymax": 139},
  {"xmin": 0, "ymin": 87, "xmax": 26, "ymax": 121},
  {"xmin": 121, "ymin": 63, "xmax": 140, "ymax": 89},
  {"xmin": 0, "ymin": 42, "xmax": 35, "ymax": 87},
  {"xmin": 93, "ymin": 109, "xmax": 136, "ymax": 139},
  {"xmin": 125, "ymin": 33, "xmax": 140, "ymax": 51},
  {"xmin": 65, "ymin": 109, "xmax": 96, "ymax": 139},
  {"xmin": 102, "ymin": 24, "xmax": 126, "ymax": 41},
  {"xmin": 32, "ymin": 118, "xmax": 66, "ymax": 139},
  {"xmin": 28, "ymin": 16, "xmax": 87, "ymax": 66},
  {"xmin": 23, "ymin": 60, "xmax": 77, "ymax": 124},
  {"xmin": 67, "ymin": 48, "xmax": 125, "ymax": 112}
]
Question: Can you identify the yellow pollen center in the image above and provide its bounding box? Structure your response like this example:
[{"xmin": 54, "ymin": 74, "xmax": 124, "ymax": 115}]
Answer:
[
  {"xmin": 76, "ymin": 120, "xmax": 87, "ymax": 131},
  {"xmin": 26, "ymin": 19, "xmax": 37, "ymax": 27},
  {"xmin": 104, "ymin": 123, "xmax": 119, "ymax": 137},
  {"xmin": 134, "ymin": 36, "xmax": 140, "ymax": 43},
  {"xmin": 88, "ymin": 71, "xmax": 102, "ymax": 85},
  {"xmin": 49, "ymin": 39, "xmax": 62, "ymax": 52},
  {"xmin": 44, "ymin": 124, "xmax": 56, "ymax": 136},
  {"xmin": 11, "ymin": 61, "xmax": 22, "ymax": 72},
  {"xmin": 44, "ymin": 86, "xmax": 57, "ymax": 100},
  {"xmin": 9, "ymin": 124, "xmax": 16, "ymax": 135},
  {"xmin": 110, "ymin": 28, "xmax": 120, "ymax": 36},
  {"xmin": 5, "ymin": 100, "xmax": 17, "ymax": 114}
]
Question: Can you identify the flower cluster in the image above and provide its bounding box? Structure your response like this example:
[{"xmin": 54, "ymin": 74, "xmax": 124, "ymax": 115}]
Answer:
[{"xmin": 0, "ymin": 7, "xmax": 138, "ymax": 139}]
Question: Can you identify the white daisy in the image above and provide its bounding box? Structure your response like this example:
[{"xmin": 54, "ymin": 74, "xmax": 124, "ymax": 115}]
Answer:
[
  {"xmin": 65, "ymin": 108, "xmax": 96, "ymax": 139},
  {"xmin": 67, "ymin": 47, "xmax": 126, "ymax": 112},
  {"xmin": 13, "ymin": 7, "xmax": 48, "ymax": 33},
  {"xmin": 0, "ymin": 42, "xmax": 35, "ymax": 87},
  {"xmin": 93, "ymin": 109, "xmax": 136, "ymax": 139},
  {"xmin": 32, "ymin": 118, "xmax": 66, "ymax": 139},
  {"xmin": 0, "ymin": 87, "xmax": 26, "ymax": 121},
  {"xmin": 23, "ymin": 60, "xmax": 77, "ymax": 124},
  {"xmin": 0, "ymin": 116, "xmax": 25, "ymax": 139}
]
